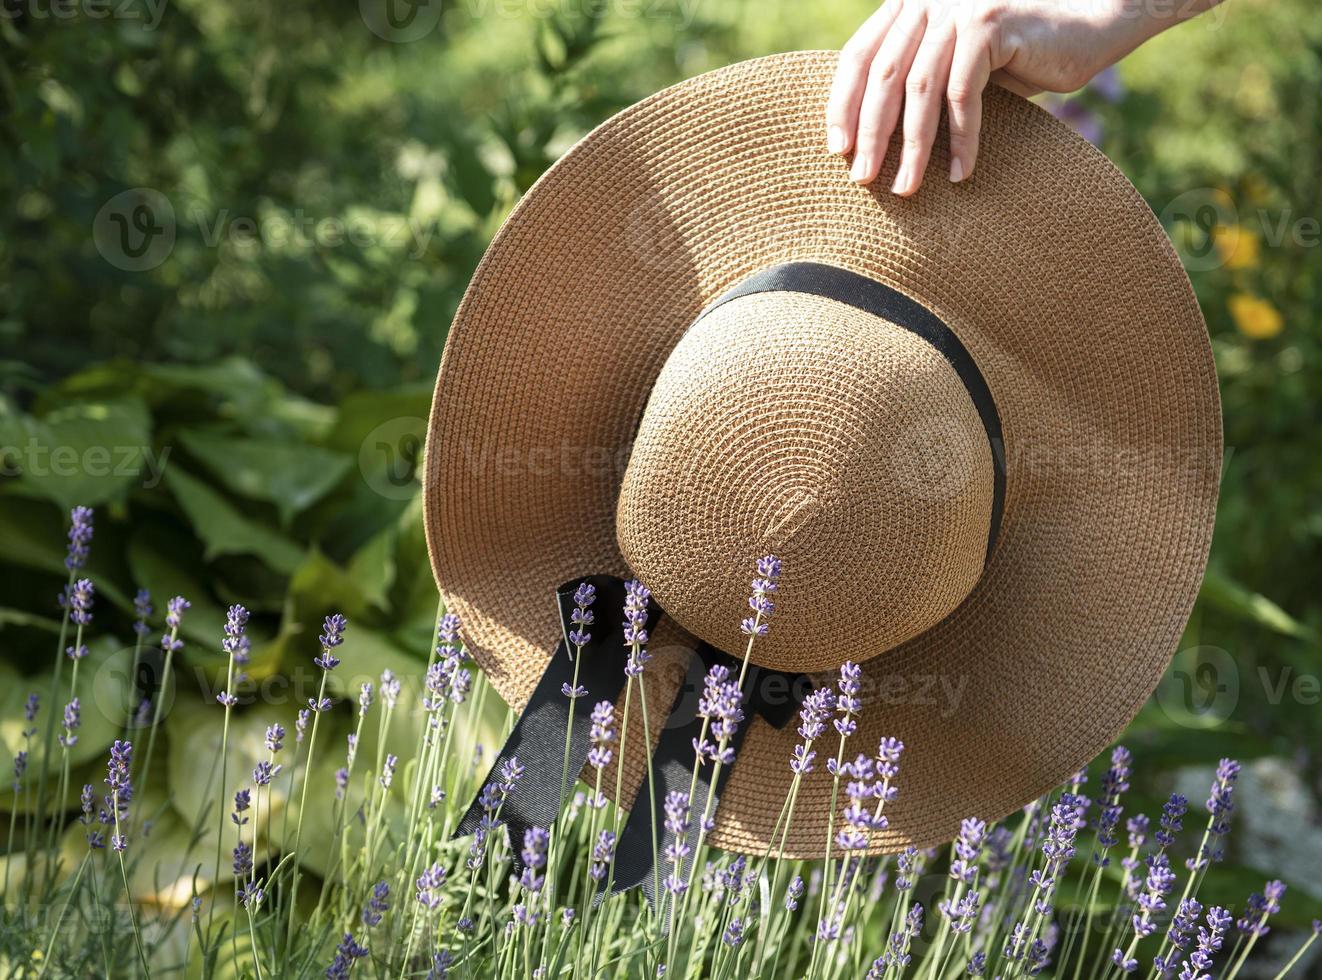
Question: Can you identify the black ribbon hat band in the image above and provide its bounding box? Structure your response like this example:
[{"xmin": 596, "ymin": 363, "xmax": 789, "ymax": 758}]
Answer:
[{"xmin": 453, "ymin": 263, "xmax": 1005, "ymax": 901}]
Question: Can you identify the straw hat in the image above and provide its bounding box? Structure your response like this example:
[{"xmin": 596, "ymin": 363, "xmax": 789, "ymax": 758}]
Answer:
[{"xmin": 423, "ymin": 51, "xmax": 1221, "ymax": 857}]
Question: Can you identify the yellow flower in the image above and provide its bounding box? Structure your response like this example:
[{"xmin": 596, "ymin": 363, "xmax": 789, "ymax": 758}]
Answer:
[
  {"xmin": 1228, "ymin": 293, "xmax": 1283, "ymax": 340},
  {"xmin": 1213, "ymin": 225, "xmax": 1260, "ymax": 270}
]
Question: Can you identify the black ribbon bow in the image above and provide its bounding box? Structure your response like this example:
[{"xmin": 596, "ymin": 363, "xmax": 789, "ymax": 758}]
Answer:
[{"xmin": 453, "ymin": 575, "xmax": 806, "ymax": 908}]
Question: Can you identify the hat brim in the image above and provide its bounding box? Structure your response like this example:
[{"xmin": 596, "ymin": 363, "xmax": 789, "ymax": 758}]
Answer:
[{"xmin": 423, "ymin": 51, "xmax": 1221, "ymax": 856}]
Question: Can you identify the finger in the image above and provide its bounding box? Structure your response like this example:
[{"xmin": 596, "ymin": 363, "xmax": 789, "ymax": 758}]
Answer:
[
  {"xmin": 891, "ymin": 22, "xmax": 956, "ymax": 196},
  {"xmin": 850, "ymin": 5, "xmax": 927, "ymax": 185},
  {"xmin": 945, "ymin": 34, "xmax": 991, "ymax": 182},
  {"xmin": 826, "ymin": 2, "xmax": 905, "ymax": 155}
]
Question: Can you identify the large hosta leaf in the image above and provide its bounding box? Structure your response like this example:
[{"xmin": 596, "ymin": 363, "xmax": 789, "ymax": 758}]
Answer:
[
  {"xmin": 177, "ymin": 430, "xmax": 352, "ymax": 527},
  {"xmin": 163, "ymin": 467, "xmax": 304, "ymax": 575}
]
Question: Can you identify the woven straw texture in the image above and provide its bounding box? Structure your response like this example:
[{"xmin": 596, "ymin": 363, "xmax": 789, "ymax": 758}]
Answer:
[{"xmin": 423, "ymin": 51, "xmax": 1222, "ymax": 857}]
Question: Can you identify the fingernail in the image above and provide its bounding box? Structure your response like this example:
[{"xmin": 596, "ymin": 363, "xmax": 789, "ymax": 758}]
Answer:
[
  {"xmin": 850, "ymin": 154, "xmax": 871, "ymax": 183},
  {"xmin": 827, "ymin": 126, "xmax": 847, "ymax": 154},
  {"xmin": 949, "ymin": 157, "xmax": 965, "ymax": 183},
  {"xmin": 891, "ymin": 164, "xmax": 910, "ymax": 195}
]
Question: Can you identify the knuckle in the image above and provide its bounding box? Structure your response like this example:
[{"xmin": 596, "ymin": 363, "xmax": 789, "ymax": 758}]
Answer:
[
  {"xmin": 873, "ymin": 60, "xmax": 902, "ymax": 85},
  {"xmin": 945, "ymin": 81, "xmax": 977, "ymax": 107},
  {"xmin": 905, "ymin": 75, "xmax": 933, "ymax": 98}
]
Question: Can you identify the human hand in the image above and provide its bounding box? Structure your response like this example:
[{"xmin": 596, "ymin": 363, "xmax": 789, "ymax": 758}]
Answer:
[{"xmin": 827, "ymin": 0, "xmax": 1224, "ymax": 195}]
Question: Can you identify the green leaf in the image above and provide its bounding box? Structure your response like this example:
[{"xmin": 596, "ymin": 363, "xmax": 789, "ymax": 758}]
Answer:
[
  {"xmin": 177, "ymin": 429, "xmax": 352, "ymax": 526},
  {"xmin": 4, "ymin": 398, "xmax": 153, "ymax": 511},
  {"xmin": 127, "ymin": 522, "xmax": 230, "ymax": 652},
  {"xmin": 163, "ymin": 466, "xmax": 305, "ymax": 575},
  {"xmin": 1199, "ymin": 569, "xmax": 1315, "ymax": 641}
]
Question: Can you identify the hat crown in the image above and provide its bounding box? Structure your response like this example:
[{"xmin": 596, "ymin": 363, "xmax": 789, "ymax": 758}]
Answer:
[{"xmin": 616, "ymin": 288, "xmax": 996, "ymax": 674}]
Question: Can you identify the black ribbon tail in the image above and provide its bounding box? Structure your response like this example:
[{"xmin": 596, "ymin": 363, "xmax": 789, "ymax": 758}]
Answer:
[
  {"xmin": 609, "ymin": 647, "xmax": 806, "ymax": 913},
  {"xmin": 452, "ymin": 575, "xmax": 642, "ymax": 874}
]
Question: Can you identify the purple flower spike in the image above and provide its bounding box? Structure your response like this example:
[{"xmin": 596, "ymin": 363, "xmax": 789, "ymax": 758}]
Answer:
[
  {"xmin": 589, "ymin": 829, "xmax": 616, "ymax": 882},
  {"xmin": 325, "ymin": 933, "xmax": 369, "ymax": 979},
  {"xmin": 1237, "ymin": 880, "xmax": 1285, "ymax": 938},
  {"xmin": 65, "ymin": 578, "xmax": 95, "ymax": 626},
  {"xmin": 1156, "ymin": 793, "xmax": 1187, "ymax": 849},
  {"xmin": 569, "ymin": 582, "xmax": 596, "ymax": 647},
  {"xmin": 133, "ymin": 589, "xmax": 153, "ymax": 636},
  {"xmin": 588, "ymin": 701, "xmax": 616, "ymax": 770},
  {"xmin": 623, "ymin": 579, "xmax": 651, "ymax": 647},
  {"xmin": 520, "ymin": 826, "xmax": 550, "ymax": 894},
  {"xmin": 362, "ymin": 881, "xmax": 389, "ymax": 927},
  {"xmin": 165, "ymin": 595, "xmax": 190, "ymax": 631},
  {"xmin": 1188, "ymin": 759, "xmax": 1240, "ymax": 872},
  {"xmin": 65, "ymin": 506, "xmax": 94, "ymax": 571},
  {"xmin": 315, "ymin": 613, "xmax": 348, "ymax": 670},
  {"xmin": 834, "ymin": 661, "xmax": 862, "ymax": 737},
  {"xmin": 662, "ymin": 791, "xmax": 692, "ymax": 896},
  {"xmin": 416, "ymin": 863, "xmax": 446, "ymax": 911},
  {"xmin": 740, "ymin": 554, "xmax": 781, "ymax": 636},
  {"xmin": 265, "ymin": 723, "xmax": 285, "ymax": 754}
]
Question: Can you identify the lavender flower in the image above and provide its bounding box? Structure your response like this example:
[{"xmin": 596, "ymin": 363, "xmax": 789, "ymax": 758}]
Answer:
[
  {"xmin": 221, "ymin": 603, "xmax": 250, "ymax": 677},
  {"xmin": 232, "ymin": 840, "xmax": 253, "ymax": 877},
  {"xmin": 1180, "ymin": 906, "xmax": 1231, "ymax": 980},
  {"xmin": 164, "ymin": 596, "xmax": 190, "ymax": 650},
  {"xmin": 1157, "ymin": 793, "xmax": 1188, "ymax": 849},
  {"xmin": 1132, "ymin": 853, "xmax": 1178, "ymax": 937},
  {"xmin": 790, "ymin": 687, "xmax": 833, "ymax": 774},
  {"xmin": 416, "ymin": 863, "xmax": 446, "ymax": 911},
  {"xmin": 12, "ymin": 751, "xmax": 28, "ymax": 793},
  {"xmin": 104, "ymin": 740, "xmax": 133, "ymax": 849},
  {"xmin": 133, "ymin": 589, "xmax": 153, "ymax": 636},
  {"xmin": 380, "ymin": 754, "xmax": 397, "ymax": 791},
  {"xmin": 1155, "ymin": 899, "xmax": 1203, "ymax": 978},
  {"xmin": 325, "ymin": 933, "xmax": 368, "ymax": 979},
  {"xmin": 785, "ymin": 874, "xmax": 804, "ymax": 911},
  {"xmin": 1189, "ymin": 759, "xmax": 1239, "ymax": 872},
  {"xmin": 520, "ymin": 826, "xmax": 550, "ymax": 894},
  {"xmin": 296, "ymin": 708, "xmax": 310, "ymax": 742},
  {"xmin": 949, "ymin": 817, "xmax": 987, "ymax": 884},
  {"xmin": 694, "ymin": 665, "xmax": 743, "ymax": 764},
  {"xmin": 64, "ymin": 578, "xmax": 94, "ymax": 626},
  {"xmin": 1237, "ymin": 880, "xmax": 1285, "ymax": 938},
  {"xmin": 58, "ymin": 698, "xmax": 80, "ymax": 748},
  {"xmin": 231, "ymin": 789, "xmax": 251, "ymax": 825},
  {"xmin": 588, "ymin": 700, "xmax": 616, "ymax": 770},
  {"xmin": 315, "ymin": 613, "xmax": 348, "ymax": 670},
  {"xmin": 362, "ymin": 881, "xmax": 389, "ymax": 927},
  {"xmin": 568, "ymin": 581, "xmax": 596, "ymax": 647},
  {"xmin": 380, "ymin": 669, "xmax": 401, "ymax": 709},
  {"xmin": 238, "ymin": 880, "xmax": 264, "ymax": 909},
  {"xmin": 663, "ymin": 791, "xmax": 691, "ymax": 895},
  {"xmin": 622, "ymin": 579, "xmax": 650, "ymax": 647},
  {"xmin": 740, "ymin": 554, "xmax": 781, "ymax": 636},
  {"xmin": 589, "ymin": 830, "xmax": 616, "ymax": 882},
  {"xmin": 834, "ymin": 661, "xmax": 862, "ymax": 738},
  {"xmin": 65, "ymin": 506, "xmax": 94, "ymax": 571},
  {"xmin": 723, "ymin": 918, "xmax": 745, "ymax": 947},
  {"xmin": 359, "ymin": 682, "xmax": 373, "ymax": 716},
  {"xmin": 265, "ymin": 723, "xmax": 285, "ymax": 754},
  {"xmin": 253, "ymin": 760, "xmax": 280, "ymax": 786}
]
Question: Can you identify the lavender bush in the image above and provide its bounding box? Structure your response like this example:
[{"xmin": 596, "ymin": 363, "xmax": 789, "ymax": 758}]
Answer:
[{"xmin": 1, "ymin": 507, "xmax": 1318, "ymax": 979}]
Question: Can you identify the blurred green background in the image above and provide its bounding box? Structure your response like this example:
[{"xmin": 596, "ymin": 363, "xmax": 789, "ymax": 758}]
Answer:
[{"xmin": 1, "ymin": 0, "xmax": 1320, "ymax": 935}]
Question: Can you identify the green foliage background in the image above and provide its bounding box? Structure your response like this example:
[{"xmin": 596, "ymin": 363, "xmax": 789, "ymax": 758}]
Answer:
[{"xmin": 1, "ymin": 0, "xmax": 1320, "ymax": 928}]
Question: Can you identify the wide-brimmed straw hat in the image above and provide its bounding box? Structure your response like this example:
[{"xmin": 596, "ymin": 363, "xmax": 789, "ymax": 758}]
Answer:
[{"xmin": 423, "ymin": 50, "xmax": 1221, "ymax": 858}]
